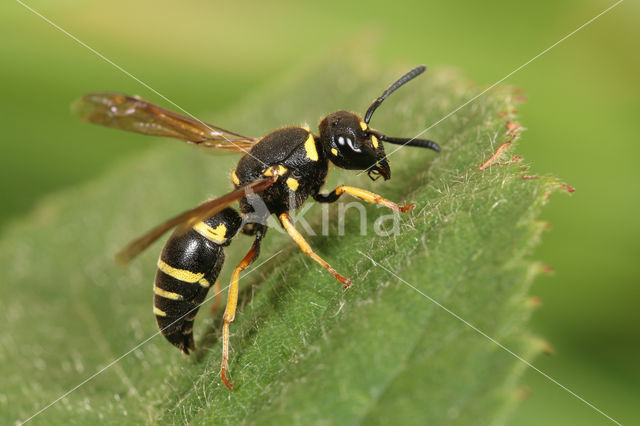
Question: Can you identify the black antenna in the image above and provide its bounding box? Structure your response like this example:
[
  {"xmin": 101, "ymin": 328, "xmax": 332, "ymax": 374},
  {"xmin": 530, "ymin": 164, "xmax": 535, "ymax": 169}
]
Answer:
[
  {"xmin": 364, "ymin": 65, "xmax": 426, "ymax": 124},
  {"xmin": 378, "ymin": 134, "xmax": 440, "ymax": 152}
]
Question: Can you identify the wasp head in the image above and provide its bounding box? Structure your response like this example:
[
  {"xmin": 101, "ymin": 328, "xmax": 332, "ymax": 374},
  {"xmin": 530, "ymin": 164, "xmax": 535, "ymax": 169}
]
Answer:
[
  {"xmin": 318, "ymin": 65, "xmax": 441, "ymax": 181},
  {"xmin": 319, "ymin": 110, "xmax": 391, "ymax": 180}
]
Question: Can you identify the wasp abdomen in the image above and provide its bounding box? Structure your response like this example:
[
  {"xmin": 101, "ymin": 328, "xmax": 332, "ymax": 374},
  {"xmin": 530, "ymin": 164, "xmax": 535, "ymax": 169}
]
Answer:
[{"xmin": 153, "ymin": 207, "xmax": 242, "ymax": 354}]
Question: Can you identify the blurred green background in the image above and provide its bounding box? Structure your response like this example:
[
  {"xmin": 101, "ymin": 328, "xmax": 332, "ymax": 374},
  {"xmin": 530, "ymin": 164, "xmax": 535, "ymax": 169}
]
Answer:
[{"xmin": 2, "ymin": 0, "xmax": 638, "ymax": 424}]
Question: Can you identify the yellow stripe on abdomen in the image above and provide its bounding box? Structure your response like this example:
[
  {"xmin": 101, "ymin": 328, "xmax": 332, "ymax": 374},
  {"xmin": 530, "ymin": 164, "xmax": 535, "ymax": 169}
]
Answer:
[
  {"xmin": 157, "ymin": 259, "xmax": 205, "ymax": 283},
  {"xmin": 192, "ymin": 222, "xmax": 228, "ymax": 244},
  {"xmin": 154, "ymin": 285, "xmax": 184, "ymax": 300}
]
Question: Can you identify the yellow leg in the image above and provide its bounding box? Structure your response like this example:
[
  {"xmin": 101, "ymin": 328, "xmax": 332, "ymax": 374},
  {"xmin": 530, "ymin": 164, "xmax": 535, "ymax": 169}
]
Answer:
[
  {"xmin": 220, "ymin": 228, "xmax": 265, "ymax": 390},
  {"xmin": 331, "ymin": 185, "xmax": 414, "ymax": 212},
  {"xmin": 279, "ymin": 213, "xmax": 352, "ymax": 288},
  {"xmin": 209, "ymin": 280, "xmax": 222, "ymax": 314}
]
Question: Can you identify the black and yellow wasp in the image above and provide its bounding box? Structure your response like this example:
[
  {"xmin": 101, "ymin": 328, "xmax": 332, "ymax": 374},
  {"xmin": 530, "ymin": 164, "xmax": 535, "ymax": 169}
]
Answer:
[{"xmin": 73, "ymin": 65, "xmax": 440, "ymax": 389}]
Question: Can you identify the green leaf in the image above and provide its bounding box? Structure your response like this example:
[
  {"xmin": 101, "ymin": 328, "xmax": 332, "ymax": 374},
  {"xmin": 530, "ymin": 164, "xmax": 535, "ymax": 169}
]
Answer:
[{"xmin": 0, "ymin": 57, "xmax": 567, "ymax": 425}]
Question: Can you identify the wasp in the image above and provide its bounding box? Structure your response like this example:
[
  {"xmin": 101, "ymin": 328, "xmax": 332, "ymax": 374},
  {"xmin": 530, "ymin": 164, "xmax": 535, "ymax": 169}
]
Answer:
[{"xmin": 73, "ymin": 65, "xmax": 440, "ymax": 389}]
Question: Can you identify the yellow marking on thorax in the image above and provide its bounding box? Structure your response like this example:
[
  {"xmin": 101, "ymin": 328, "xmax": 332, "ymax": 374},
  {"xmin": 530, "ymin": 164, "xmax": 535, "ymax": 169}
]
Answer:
[
  {"xmin": 154, "ymin": 285, "xmax": 183, "ymax": 301},
  {"xmin": 157, "ymin": 259, "xmax": 205, "ymax": 283},
  {"xmin": 153, "ymin": 306, "xmax": 167, "ymax": 317},
  {"xmin": 304, "ymin": 133, "xmax": 318, "ymax": 161},
  {"xmin": 371, "ymin": 134, "xmax": 379, "ymax": 149},
  {"xmin": 359, "ymin": 121, "xmax": 368, "ymax": 131},
  {"xmin": 286, "ymin": 177, "xmax": 299, "ymax": 191},
  {"xmin": 231, "ymin": 170, "xmax": 240, "ymax": 185},
  {"xmin": 331, "ymin": 148, "xmax": 338, "ymax": 156},
  {"xmin": 193, "ymin": 222, "xmax": 227, "ymax": 244},
  {"xmin": 264, "ymin": 164, "xmax": 288, "ymax": 176},
  {"xmin": 198, "ymin": 278, "xmax": 211, "ymax": 288}
]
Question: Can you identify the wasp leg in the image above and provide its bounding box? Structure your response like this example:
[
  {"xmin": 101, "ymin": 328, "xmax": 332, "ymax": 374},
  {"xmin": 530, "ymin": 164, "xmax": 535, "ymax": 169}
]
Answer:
[
  {"xmin": 209, "ymin": 281, "xmax": 223, "ymax": 315},
  {"xmin": 220, "ymin": 225, "xmax": 266, "ymax": 390},
  {"xmin": 313, "ymin": 185, "xmax": 414, "ymax": 212},
  {"xmin": 279, "ymin": 212, "xmax": 352, "ymax": 288}
]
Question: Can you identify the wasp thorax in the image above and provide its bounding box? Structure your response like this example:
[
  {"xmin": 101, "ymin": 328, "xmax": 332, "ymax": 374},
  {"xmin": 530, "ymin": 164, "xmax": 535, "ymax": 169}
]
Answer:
[{"xmin": 319, "ymin": 110, "xmax": 390, "ymax": 180}]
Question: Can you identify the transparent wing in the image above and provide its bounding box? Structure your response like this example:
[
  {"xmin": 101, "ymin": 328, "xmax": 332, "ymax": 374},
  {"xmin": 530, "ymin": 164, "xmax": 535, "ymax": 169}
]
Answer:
[{"xmin": 73, "ymin": 92, "xmax": 257, "ymax": 152}]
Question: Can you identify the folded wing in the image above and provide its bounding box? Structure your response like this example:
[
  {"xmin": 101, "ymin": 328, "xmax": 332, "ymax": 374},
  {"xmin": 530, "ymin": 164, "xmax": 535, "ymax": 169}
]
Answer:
[{"xmin": 73, "ymin": 92, "xmax": 257, "ymax": 152}]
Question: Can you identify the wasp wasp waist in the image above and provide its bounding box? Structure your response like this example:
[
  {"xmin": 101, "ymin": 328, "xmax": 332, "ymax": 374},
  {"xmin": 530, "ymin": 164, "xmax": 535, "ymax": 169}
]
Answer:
[{"xmin": 73, "ymin": 65, "xmax": 441, "ymax": 389}]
